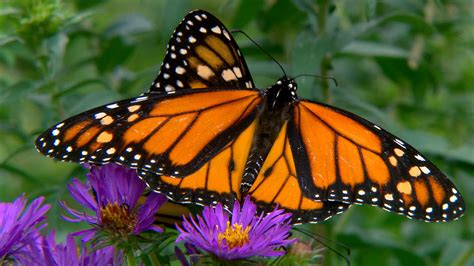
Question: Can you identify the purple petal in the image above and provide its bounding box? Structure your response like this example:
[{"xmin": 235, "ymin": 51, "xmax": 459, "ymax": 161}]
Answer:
[{"xmin": 66, "ymin": 178, "xmax": 98, "ymax": 211}]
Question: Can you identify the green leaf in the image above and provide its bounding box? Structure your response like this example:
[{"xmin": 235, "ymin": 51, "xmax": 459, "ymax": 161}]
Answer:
[
  {"xmin": 380, "ymin": 12, "xmax": 436, "ymax": 34},
  {"xmin": 439, "ymin": 239, "xmax": 473, "ymax": 266},
  {"xmin": 0, "ymin": 35, "xmax": 20, "ymax": 46},
  {"xmin": 60, "ymin": 89, "xmax": 119, "ymax": 117},
  {"xmin": 364, "ymin": 0, "xmax": 377, "ymax": 20},
  {"xmin": 291, "ymin": 30, "xmax": 331, "ymax": 98},
  {"xmin": 103, "ymin": 14, "xmax": 153, "ymax": 39},
  {"xmin": 232, "ymin": 0, "xmax": 265, "ymax": 29},
  {"xmin": 349, "ymin": 12, "xmax": 435, "ymax": 39},
  {"xmin": 341, "ymin": 41, "xmax": 409, "ymax": 58},
  {"xmin": 96, "ymin": 36, "xmax": 134, "ymax": 73}
]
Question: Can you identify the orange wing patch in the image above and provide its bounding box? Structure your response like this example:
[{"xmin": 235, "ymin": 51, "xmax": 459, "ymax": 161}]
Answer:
[
  {"xmin": 337, "ymin": 137, "xmax": 364, "ymax": 186},
  {"xmin": 141, "ymin": 121, "xmax": 257, "ymax": 208},
  {"xmin": 249, "ymin": 122, "xmax": 349, "ymax": 224},
  {"xmin": 300, "ymin": 102, "xmax": 381, "ymax": 153},
  {"xmin": 291, "ymin": 100, "xmax": 464, "ymax": 222},
  {"xmin": 297, "ymin": 106, "xmax": 337, "ymax": 189}
]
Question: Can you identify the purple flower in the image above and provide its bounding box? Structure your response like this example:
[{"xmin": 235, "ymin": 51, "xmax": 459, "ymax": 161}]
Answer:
[
  {"xmin": 0, "ymin": 195, "xmax": 50, "ymax": 265},
  {"xmin": 61, "ymin": 163, "xmax": 167, "ymax": 242},
  {"xmin": 177, "ymin": 196, "xmax": 296, "ymax": 261},
  {"xmin": 38, "ymin": 231, "xmax": 121, "ymax": 266}
]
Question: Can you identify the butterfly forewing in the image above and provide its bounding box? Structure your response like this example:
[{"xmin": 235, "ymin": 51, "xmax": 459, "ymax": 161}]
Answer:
[
  {"xmin": 35, "ymin": 89, "xmax": 261, "ymax": 177},
  {"xmin": 150, "ymin": 10, "xmax": 254, "ymax": 93},
  {"xmin": 289, "ymin": 100, "xmax": 465, "ymax": 222}
]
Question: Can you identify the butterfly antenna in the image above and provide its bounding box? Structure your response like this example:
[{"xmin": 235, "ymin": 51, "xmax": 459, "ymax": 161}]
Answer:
[
  {"xmin": 231, "ymin": 29, "xmax": 287, "ymax": 78},
  {"xmin": 293, "ymin": 227, "xmax": 351, "ymax": 266},
  {"xmin": 294, "ymin": 74, "xmax": 338, "ymax": 87}
]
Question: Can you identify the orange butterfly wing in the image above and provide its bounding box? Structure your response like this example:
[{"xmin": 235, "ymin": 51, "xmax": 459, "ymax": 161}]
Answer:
[
  {"xmin": 289, "ymin": 100, "xmax": 464, "ymax": 222},
  {"xmin": 36, "ymin": 89, "xmax": 261, "ymax": 177},
  {"xmin": 140, "ymin": 121, "xmax": 257, "ymax": 208},
  {"xmin": 249, "ymin": 121, "xmax": 350, "ymax": 224}
]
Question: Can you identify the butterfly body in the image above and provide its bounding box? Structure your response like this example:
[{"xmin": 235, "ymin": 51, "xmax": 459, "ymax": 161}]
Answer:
[
  {"xmin": 35, "ymin": 10, "xmax": 464, "ymax": 224},
  {"xmin": 241, "ymin": 77, "xmax": 296, "ymax": 193}
]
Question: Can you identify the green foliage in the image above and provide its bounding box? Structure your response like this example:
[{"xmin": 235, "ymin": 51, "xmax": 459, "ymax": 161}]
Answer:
[{"xmin": 0, "ymin": 0, "xmax": 472, "ymax": 265}]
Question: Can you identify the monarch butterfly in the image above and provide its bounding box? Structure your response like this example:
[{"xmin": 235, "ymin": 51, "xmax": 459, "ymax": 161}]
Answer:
[{"xmin": 35, "ymin": 9, "xmax": 465, "ymax": 224}]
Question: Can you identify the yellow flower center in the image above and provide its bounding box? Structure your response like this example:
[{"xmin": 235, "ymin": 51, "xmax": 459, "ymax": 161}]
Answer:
[
  {"xmin": 99, "ymin": 202, "xmax": 136, "ymax": 236},
  {"xmin": 218, "ymin": 221, "xmax": 251, "ymax": 249}
]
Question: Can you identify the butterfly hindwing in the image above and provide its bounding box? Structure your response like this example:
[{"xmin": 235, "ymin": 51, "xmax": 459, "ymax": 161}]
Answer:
[
  {"xmin": 150, "ymin": 10, "xmax": 254, "ymax": 93},
  {"xmin": 248, "ymin": 121, "xmax": 350, "ymax": 224},
  {"xmin": 35, "ymin": 89, "xmax": 262, "ymax": 177},
  {"xmin": 289, "ymin": 100, "xmax": 465, "ymax": 222},
  {"xmin": 140, "ymin": 121, "xmax": 257, "ymax": 208}
]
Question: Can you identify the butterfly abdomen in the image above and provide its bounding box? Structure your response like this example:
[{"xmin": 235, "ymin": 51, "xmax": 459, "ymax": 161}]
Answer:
[{"xmin": 240, "ymin": 80, "xmax": 295, "ymax": 194}]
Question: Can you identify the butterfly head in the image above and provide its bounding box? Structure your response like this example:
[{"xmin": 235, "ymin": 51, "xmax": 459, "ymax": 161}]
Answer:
[
  {"xmin": 276, "ymin": 77, "xmax": 297, "ymax": 95},
  {"xmin": 266, "ymin": 77, "xmax": 298, "ymax": 109}
]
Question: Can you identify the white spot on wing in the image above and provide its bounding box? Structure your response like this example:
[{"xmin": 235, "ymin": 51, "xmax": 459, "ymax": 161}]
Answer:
[
  {"xmin": 165, "ymin": 85, "xmax": 175, "ymax": 92},
  {"xmin": 223, "ymin": 30, "xmax": 231, "ymax": 40},
  {"xmin": 131, "ymin": 96, "xmax": 148, "ymax": 103},
  {"xmin": 197, "ymin": 65, "xmax": 214, "ymax": 79},
  {"xmin": 415, "ymin": 154, "xmax": 425, "ymax": 161},
  {"xmin": 449, "ymin": 195, "xmax": 458, "ymax": 202},
  {"xmin": 221, "ymin": 69, "xmax": 237, "ymax": 81},
  {"xmin": 420, "ymin": 166, "xmax": 430, "ymax": 174},
  {"xmin": 94, "ymin": 112, "xmax": 107, "ymax": 119},
  {"xmin": 176, "ymin": 66, "xmax": 186, "ymax": 74},
  {"xmin": 211, "ymin": 26, "xmax": 221, "ymax": 34},
  {"xmin": 395, "ymin": 138, "xmax": 406, "ymax": 147},
  {"xmin": 232, "ymin": 67, "xmax": 243, "ymax": 78}
]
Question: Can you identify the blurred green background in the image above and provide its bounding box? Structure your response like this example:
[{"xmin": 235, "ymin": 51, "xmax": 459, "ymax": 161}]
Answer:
[{"xmin": 0, "ymin": 0, "xmax": 472, "ymax": 265}]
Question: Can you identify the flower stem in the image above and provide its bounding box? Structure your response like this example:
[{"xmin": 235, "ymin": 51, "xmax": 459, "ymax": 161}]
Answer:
[
  {"xmin": 317, "ymin": 0, "xmax": 332, "ymax": 103},
  {"xmin": 317, "ymin": 0, "xmax": 329, "ymax": 35},
  {"xmin": 148, "ymin": 252, "xmax": 161, "ymax": 266},
  {"xmin": 320, "ymin": 53, "xmax": 332, "ymax": 103},
  {"xmin": 126, "ymin": 253, "xmax": 137, "ymax": 266}
]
